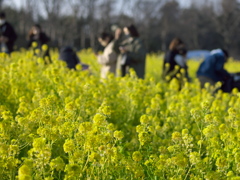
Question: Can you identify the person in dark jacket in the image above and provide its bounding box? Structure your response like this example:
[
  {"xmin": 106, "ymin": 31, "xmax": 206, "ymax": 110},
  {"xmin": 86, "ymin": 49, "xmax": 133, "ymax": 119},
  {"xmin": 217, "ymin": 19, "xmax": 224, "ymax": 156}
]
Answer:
[
  {"xmin": 59, "ymin": 46, "xmax": 89, "ymax": 70},
  {"xmin": 0, "ymin": 12, "xmax": 17, "ymax": 53},
  {"xmin": 162, "ymin": 38, "xmax": 189, "ymax": 82},
  {"xmin": 118, "ymin": 24, "xmax": 146, "ymax": 79},
  {"xmin": 27, "ymin": 24, "xmax": 51, "ymax": 63},
  {"xmin": 197, "ymin": 48, "xmax": 231, "ymax": 90}
]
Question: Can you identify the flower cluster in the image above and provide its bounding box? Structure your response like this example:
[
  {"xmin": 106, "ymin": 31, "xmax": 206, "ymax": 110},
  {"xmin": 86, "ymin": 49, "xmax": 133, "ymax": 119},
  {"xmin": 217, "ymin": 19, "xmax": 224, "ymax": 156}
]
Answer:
[{"xmin": 0, "ymin": 49, "xmax": 240, "ymax": 179}]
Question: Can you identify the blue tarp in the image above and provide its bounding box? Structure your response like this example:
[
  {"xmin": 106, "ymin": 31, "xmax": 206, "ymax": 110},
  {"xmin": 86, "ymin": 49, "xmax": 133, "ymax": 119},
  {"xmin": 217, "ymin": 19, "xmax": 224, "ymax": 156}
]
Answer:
[{"xmin": 186, "ymin": 50, "xmax": 210, "ymax": 60}]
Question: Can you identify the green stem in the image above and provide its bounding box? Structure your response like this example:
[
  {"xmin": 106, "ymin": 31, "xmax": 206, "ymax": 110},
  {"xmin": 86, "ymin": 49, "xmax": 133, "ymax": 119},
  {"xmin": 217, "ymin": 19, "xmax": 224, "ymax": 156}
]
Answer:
[{"xmin": 184, "ymin": 165, "xmax": 193, "ymax": 180}]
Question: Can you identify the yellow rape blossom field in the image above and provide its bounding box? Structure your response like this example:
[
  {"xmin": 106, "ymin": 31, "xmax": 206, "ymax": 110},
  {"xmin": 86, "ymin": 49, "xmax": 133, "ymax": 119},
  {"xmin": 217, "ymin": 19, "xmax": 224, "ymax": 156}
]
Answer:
[{"xmin": 1, "ymin": 49, "xmax": 240, "ymax": 180}]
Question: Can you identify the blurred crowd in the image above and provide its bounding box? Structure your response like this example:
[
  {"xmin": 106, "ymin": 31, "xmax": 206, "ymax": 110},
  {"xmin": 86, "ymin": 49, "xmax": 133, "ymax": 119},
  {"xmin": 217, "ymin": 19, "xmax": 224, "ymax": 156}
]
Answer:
[{"xmin": 1, "ymin": 11, "xmax": 240, "ymax": 93}]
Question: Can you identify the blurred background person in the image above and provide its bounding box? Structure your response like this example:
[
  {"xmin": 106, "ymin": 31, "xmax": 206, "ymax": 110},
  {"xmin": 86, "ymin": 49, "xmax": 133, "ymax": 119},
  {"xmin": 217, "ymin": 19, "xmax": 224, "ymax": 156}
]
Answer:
[
  {"xmin": 59, "ymin": 45, "xmax": 89, "ymax": 70},
  {"xmin": 0, "ymin": 12, "xmax": 17, "ymax": 54},
  {"xmin": 162, "ymin": 38, "xmax": 189, "ymax": 83},
  {"xmin": 96, "ymin": 32, "xmax": 117, "ymax": 79},
  {"xmin": 197, "ymin": 48, "xmax": 231, "ymax": 91},
  {"xmin": 118, "ymin": 24, "xmax": 146, "ymax": 79},
  {"xmin": 27, "ymin": 24, "xmax": 51, "ymax": 63},
  {"xmin": 111, "ymin": 24, "xmax": 124, "ymax": 53}
]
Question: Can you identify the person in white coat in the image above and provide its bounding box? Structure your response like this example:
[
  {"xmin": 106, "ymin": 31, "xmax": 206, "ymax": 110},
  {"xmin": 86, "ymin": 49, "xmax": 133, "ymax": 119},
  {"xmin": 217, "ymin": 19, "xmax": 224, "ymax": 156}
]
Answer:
[{"xmin": 96, "ymin": 32, "xmax": 117, "ymax": 78}]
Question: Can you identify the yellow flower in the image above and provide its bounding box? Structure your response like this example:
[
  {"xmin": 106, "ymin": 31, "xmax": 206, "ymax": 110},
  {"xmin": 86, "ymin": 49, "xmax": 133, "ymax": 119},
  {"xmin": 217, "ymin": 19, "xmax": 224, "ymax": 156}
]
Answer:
[
  {"xmin": 140, "ymin": 114, "xmax": 150, "ymax": 124},
  {"xmin": 17, "ymin": 117, "xmax": 28, "ymax": 126},
  {"xmin": 114, "ymin": 130, "xmax": 124, "ymax": 140},
  {"xmin": 32, "ymin": 138, "xmax": 46, "ymax": 150},
  {"xmin": 203, "ymin": 124, "xmax": 218, "ymax": 138},
  {"xmin": 189, "ymin": 151, "xmax": 200, "ymax": 165},
  {"xmin": 44, "ymin": 177, "xmax": 54, "ymax": 180},
  {"xmin": 167, "ymin": 146, "xmax": 175, "ymax": 153},
  {"xmin": 65, "ymin": 101, "xmax": 76, "ymax": 111},
  {"xmin": 134, "ymin": 167, "xmax": 145, "ymax": 178},
  {"xmin": 41, "ymin": 44, "xmax": 48, "ymax": 51},
  {"xmin": 35, "ymin": 48, "xmax": 40, "ymax": 54},
  {"xmin": 176, "ymin": 73, "xmax": 181, "ymax": 78},
  {"xmin": 227, "ymin": 171, "xmax": 234, "ymax": 177},
  {"xmin": 182, "ymin": 129, "xmax": 188, "ymax": 135},
  {"xmin": 201, "ymin": 101, "xmax": 210, "ymax": 111},
  {"xmin": 197, "ymin": 140, "xmax": 204, "ymax": 146},
  {"xmin": 165, "ymin": 63, "xmax": 170, "ymax": 68},
  {"xmin": 50, "ymin": 156, "xmax": 65, "ymax": 171},
  {"xmin": 180, "ymin": 68, "xmax": 185, "ymax": 74},
  {"xmin": 146, "ymin": 107, "xmax": 151, "ymax": 114},
  {"xmin": 18, "ymin": 165, "xmax": 32, "ymax": 180},
  {"xmin": 19, "ymin": 175, "xmax": 32, "ymax": 180},
  {"xmin": 132, "ymin": 151, "xmax": 142, "ymax": 162},
  {"xmin": 231, "ymin": 177, "xmax": 240, "ymax": 180},
  {"xmin": 101, "ymin": 105, "xmax": 112, "ymax": 116},
  {"xmin": 31, "ymin": 41, "xmax": 38, "ymax": 48},
  {"xmin": 136, "ymin": 125, "xmax": 145, "ymax": 133},
  {"xmin": 228, "ymin": 107, "xmax": 236, "ymax": 118},
  {"xmin": 63, "ymin": 139, "xmax": 75, "ymax": 153},
  {"xmin": 219, "ymin": 124, "xmax": 227, "ymax": 132},
  {"xmin": 174, "ymin": 65, "xmax": 180, "ymax": 70},
  {"xmin": 93, "ymin": 113, "xmax": 106, "ymax": 126},
  {"xmin": 216, "ymin": 156, "xmax": 227, "ymax": 169},
  {"xmin": 204, "ymin": 114, "xmax": 213, "ymax": 123},
  {"xmin": 79, "ymin": 122, "xmax": 93, "ymax": 132},
  {"xmin": 147, "ymin": 126, "xmax": 154, "ymax": 133},
  {"xmin": 172, "ymin": 154, "xmax": 188, "ymax": 168},
  {"xmin": 172, "ymin": 131, "xmax": 181, "ymax": 141},
  {"xmin": 138, "ymin": 132, "xmax": 150, "ymax": 146},
  {"xmin": 64, "ymin": 164, "xmax": 80, "ymax": 176},
  {"xmin": 235, "ymin": 152, "xmax": 240, "ymax": 162},
  {"xmin": 89, "ymin": 152, "xmax": 101, "ymax": 162},
  {"xmin": 107, "ymin": 123, "xmax": 115, "ymax": 131}
]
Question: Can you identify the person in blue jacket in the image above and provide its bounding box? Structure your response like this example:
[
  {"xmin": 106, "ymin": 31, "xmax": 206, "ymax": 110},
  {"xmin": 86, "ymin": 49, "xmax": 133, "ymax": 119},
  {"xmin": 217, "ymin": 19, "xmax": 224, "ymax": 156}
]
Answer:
[{"xmin": 197, "ymin": 48, "xmax": 231, "ymax": 89}]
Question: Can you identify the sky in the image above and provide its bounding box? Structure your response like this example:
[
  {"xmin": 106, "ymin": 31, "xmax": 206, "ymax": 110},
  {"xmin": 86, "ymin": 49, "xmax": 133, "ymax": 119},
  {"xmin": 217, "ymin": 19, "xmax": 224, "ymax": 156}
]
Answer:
[
  {"xmin": 8, "ymin": 0, "xmax": 240, "ymax": 10},
  {"xmin": 3, "ymin": 0, "xmax": 194, "ymax": 19},
  {"xmin": 4, "ymin": 0, "xmax": 234, "ymax": 17},
  {"xmin": 8, "ymin": 0, "xmax": 193, "ymax": 10}
]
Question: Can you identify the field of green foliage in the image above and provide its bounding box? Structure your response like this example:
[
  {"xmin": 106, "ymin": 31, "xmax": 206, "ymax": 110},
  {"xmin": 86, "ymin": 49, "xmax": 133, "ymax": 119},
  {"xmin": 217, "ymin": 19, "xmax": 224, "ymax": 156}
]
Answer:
[{"xmin": 1, "ymin": 49, "xmax": 240, "ymax": 180}]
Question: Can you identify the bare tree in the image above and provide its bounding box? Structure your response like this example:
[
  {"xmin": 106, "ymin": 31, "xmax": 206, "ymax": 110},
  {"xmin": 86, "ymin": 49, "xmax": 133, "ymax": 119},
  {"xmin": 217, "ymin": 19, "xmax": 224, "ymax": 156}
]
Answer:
[
  {"xmin": 2, "ymin": 0, "xmax": 240, "ymax": 56},
  {"xmin": 194, "ymin": 0, "xmax": 240, "ymax": 55},
  {"xmin": 98, "ymin": 0, "xmax": 114, "ymax": 24},
  {"xmin": 131, "ymin": 1, "xmax": 160, "ymax": 50},
  {"xmin": 18, "ymin": 0, "xmax": 38, "ymax": 35},
  {"xmin": 159, "ymin": 0, "xmax": 180, "ymax": 51},
  {"xmin": 0, "ymin": 0, "xmax": 4, "ymax": 10},
  {"xmin": 86, "ymin": 0, "xmax": 98, "ymax": 49},
  {"xmin": 217, "ymin": 0, "xmax": 240, "ymax": 51},
  {"xmin": 41, "ymin": 0, "xmax": 64, "ymax": 44},
  {"xmin": 68, "ymin": 0, "xmax": 83, "ymax": 47}
]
